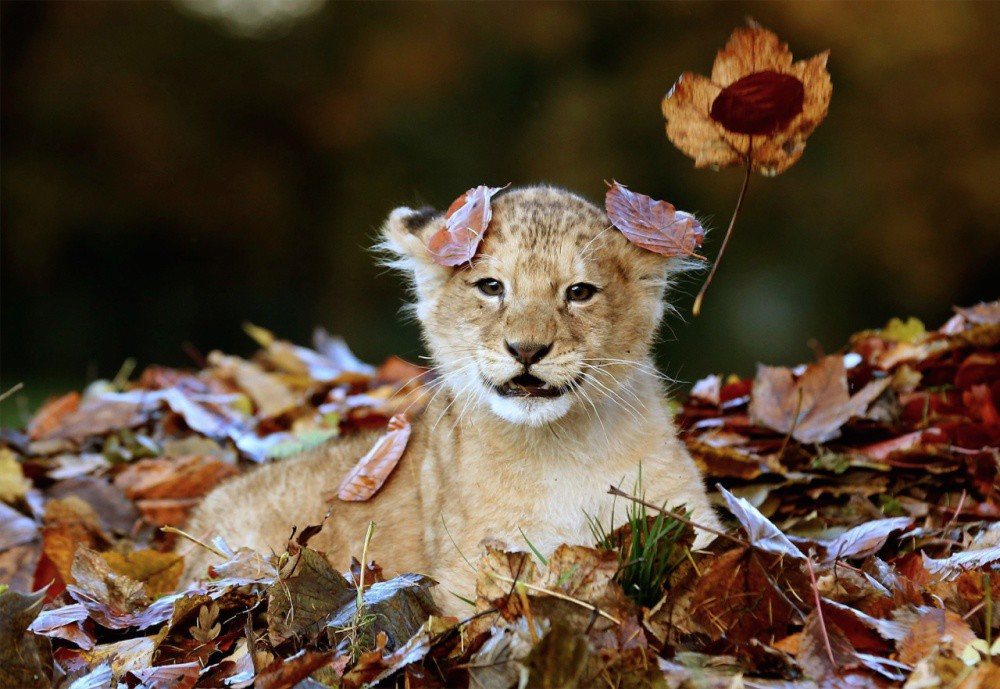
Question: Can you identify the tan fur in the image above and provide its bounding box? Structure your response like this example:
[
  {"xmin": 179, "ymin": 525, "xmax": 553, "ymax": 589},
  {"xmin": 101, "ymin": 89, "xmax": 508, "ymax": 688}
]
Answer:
[{"xmin": 180, "ymin": 186, "xmax": 721, "ymax": 615}]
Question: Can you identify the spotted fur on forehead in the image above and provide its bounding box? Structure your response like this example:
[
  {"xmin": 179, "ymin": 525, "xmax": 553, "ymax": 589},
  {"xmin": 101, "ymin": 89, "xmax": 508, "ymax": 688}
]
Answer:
[{"xmin": 467, "ymin": 186, "xmax": 666, "ymax": 286}]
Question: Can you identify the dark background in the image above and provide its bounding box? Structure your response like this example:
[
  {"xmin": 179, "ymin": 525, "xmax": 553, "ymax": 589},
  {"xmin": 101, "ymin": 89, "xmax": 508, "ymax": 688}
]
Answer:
[{"xmin": 2, "ymin": 1, "xmax": 998, "ymax": 425}]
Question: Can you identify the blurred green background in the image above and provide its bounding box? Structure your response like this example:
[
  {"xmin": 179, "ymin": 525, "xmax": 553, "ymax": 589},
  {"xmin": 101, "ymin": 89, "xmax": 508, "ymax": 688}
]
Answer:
[{"xmin": 2, "ymin": 1, "xmax": 998, "ymax": 426}]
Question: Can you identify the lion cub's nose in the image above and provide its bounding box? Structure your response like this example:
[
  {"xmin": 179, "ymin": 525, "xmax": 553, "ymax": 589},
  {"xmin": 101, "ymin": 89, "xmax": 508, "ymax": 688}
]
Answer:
[{"xmin": 505, "ymin": 341, "xmax": 552, "ymax": 366}]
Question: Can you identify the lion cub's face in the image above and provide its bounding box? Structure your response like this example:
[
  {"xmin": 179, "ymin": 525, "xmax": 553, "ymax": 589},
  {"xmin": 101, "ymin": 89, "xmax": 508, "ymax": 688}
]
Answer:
[{"xmin": 383, "ymin": 186, "xmax": 680, "ymax": 426}]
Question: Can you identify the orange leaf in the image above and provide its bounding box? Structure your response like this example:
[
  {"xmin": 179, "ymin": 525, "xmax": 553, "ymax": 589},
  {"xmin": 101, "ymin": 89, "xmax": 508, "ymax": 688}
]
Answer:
[
  {"xmin": 661, "ymin": 21, "xmax": 831, "ymax": 175},
  {"xmin": 335, "ymin": 414, "xmax": 411, "ymax": 501},
  {"xmin": 604, "ymin": 181, "xmax": 704, "ymax": 259},
  {"xmin": 28, "ymin": 392, "xmax": 81, "ymax": 441},
  {"xmin": 427, "ymin": 184, "xmax": 508, "ymax": 267}
]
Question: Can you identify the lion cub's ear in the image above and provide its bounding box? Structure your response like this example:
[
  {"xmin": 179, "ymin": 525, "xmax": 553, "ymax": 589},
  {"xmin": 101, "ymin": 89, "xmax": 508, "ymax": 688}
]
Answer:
[{"xmin": 378, "ymin": 206, "xmax": 451, "ymax": 301}]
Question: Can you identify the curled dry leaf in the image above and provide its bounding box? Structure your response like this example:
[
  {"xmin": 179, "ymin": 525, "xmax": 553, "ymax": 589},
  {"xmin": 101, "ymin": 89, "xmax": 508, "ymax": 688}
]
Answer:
[
  {"xmin": 662, "ymin": 21, "xmax": 831, "ymax": 175},
  {"xmin": 335, "ymin": 414, "xmax": 411, "ymax": 502},
  {"xmin": 604, "ymin": 181, "xmax": 705, "ymax": 259},
  {"xmin": 426, "ymin": 184, "xmax": 508, "ymax": 267}
]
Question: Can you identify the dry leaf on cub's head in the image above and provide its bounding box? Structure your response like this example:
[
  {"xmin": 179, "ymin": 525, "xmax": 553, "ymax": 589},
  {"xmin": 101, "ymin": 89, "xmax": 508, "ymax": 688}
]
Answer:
[
  {"xmin": 604, "ymin": 181, "xmax": 704, "ymax": 259},
  {"xmin": 333, "ymin": 413, "xmax": 411, "ymax": 502},
  {"xmin": 427, "ymin": 184, "xmax": 509, "ymax": 267},
  {"xmin": 662, "ymin": 21, "xmax": 831, "ymax": 176}
]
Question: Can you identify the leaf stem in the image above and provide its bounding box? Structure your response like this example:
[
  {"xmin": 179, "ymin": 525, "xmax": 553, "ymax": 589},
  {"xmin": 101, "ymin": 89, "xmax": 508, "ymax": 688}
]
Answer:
[{"xmin": 693, "ymin": 159, "xmax": 752, "ymax": 316}]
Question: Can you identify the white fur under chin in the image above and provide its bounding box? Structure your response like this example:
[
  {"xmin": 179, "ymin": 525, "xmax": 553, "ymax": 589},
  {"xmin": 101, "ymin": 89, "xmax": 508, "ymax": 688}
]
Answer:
[{"xmin": 487, "ymin": 392, "xmax": 573, "ymax": 426}]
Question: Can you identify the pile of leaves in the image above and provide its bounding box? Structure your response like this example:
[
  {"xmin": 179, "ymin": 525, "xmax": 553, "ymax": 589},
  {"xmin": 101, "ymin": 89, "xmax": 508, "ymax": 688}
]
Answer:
[{"xmin": 2, "ymin": 302, "xmax": 999, "ymax": 689}]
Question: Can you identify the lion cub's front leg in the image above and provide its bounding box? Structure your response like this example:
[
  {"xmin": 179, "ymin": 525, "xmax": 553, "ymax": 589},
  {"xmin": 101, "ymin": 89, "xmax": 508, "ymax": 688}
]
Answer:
[{"xmin": 179, "ymin": 431, "xmax": 427, "ymax": 585}]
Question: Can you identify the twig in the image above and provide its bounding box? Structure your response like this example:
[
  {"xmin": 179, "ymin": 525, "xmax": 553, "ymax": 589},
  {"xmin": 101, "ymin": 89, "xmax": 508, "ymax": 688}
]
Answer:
[
  {"xmin": 0, "ymin": 382, "xmax": 24, "ymax": 404},
  {"xmin": 777, "ymin": 388, "xmax": 805, "ymax": 461},
  {"xmin": 805, "ymin": 556, "xmax": 837, "ymax": 671},
  {"xmin": 486, "ymin": 573, "xmax": 622, "ymax": 625},
  {"xmin": 985, "ymin": 574, "xmax": 993, "ymax": 648},
  {"xmin": 607, "ymin": 485, "xmax": 744, "ymax": 547},
  {"xmin": 161, "ymin": 526, "xmax": 229, "ymax": 560},
  {"xmin": 693, "ymin": 158, "xmax": 752, "ymax": 316},
  {"xmin": 517, "ymin": 583, "xmax": 539, "ymax": 644}
]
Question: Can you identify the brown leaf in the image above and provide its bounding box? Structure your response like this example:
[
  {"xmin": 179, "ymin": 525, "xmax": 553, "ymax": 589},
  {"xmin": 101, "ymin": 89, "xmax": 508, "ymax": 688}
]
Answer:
[
  {"xmin": 0, "ymin": 588, "xmax": 52, "ymax": 689},
  {"xmin": 426, "ymin": 184, "xmax": 507, "ymax": 266},
  {"xmin": 255, "ymin": 651, "xmax": 335, "ymax": 689},
  {"xmin": 661, "ymin": 22, "xmax": 831, "ymax": 175},
  {"xmin": 690, "ymin": 547, "xmax": 806, "ymax": 643},
  {"xmin": 67, "ymin": 547, "xmax": 151, "ymax": 629},
  {"xmin": 39, "ymin": 397, "xmax": 146, "ymax": 441},
  {"xmin": 797, "ymin": 610, "xmax": 860, "ymax": 680},
  {"xmin": 267, "ymin": 547, "xmax": 354, "ymax": 647},
  {"xmin": 749, "ymin": 355, "xmax": 891, "ymax": 444},
  {"xmin": 28, "ymin": 391, "xmax": 81, "ymax": 441},
  {"xmin": 35, "ymin": 497, "xmax": 111, "ymax": 597},
  {"xmin": 335, "ymin": 413, "xmax": 411, "ymax": 502},
  {"xmin": 898, "ymin": 608, "xmax": 976, "ymax": 665},
  {"xmin": 114, "ymin": 454, "xmax": 237, "ymax": 501},
  {"xmin": 604, "ymin": 181, "xmax": 705, "ymax": 259}
]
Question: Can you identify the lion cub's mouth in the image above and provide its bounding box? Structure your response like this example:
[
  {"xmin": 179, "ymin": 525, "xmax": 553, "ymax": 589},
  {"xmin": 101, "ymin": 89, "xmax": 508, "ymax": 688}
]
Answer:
[{"xmin": 495, "ymin": 373, "xmax": 567, "ymax": 399}]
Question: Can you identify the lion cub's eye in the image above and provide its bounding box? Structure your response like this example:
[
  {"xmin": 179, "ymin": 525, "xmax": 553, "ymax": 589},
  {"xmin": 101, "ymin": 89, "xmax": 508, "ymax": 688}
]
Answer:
[
  {"xmin": 475, "ymin": 278, "xmax": 505, "ymax": 297},
  {"xmin": 566, "ymin": 283, "xmax": 598, "ymax": 302}
]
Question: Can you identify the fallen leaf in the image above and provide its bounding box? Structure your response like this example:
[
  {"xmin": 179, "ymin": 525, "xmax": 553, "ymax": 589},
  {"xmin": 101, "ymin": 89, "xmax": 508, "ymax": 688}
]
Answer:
[
  {"xmin": 604, "ymin": 180, "xmax": 705, "ymax": 259},
  {"xmin": 67, "ymin": 547, "xmax": 151, "ymax": 629},
  {"xmin": 820, "ymin": 517, "xmax": 912, "ymax": 562},
  {"xmin": 208, "ymin": 353, "xmax": 299, "ymax": 418},
  {"xmin": 749, "ymin": 355, "xmax": 891, "ymax": 444},
  {"xmin": 521, "ymin": 620, "xmax": 589, "ymax": 687},
  {"xmin": 922, "ymin": 545, "xmax": 1000, "ymax": 580},
  {"xmin": 127, "ymin": 662, "xmax": 200, "ymax": 689},
  {"xmin": 0, "ymin": 447, "xmax": 31, "ymax": 503},
  {"xmin": 100, "ymin": 550, "xmax": 184, "ymax": 599},
  {"xmin": 35, "ymin": 497, "xmax": 111, "ymax": 597},
  {"xmin": 719, "ymin": 485, "xmax": 805, "ymax": 559},
  {"xmin": 427, "ymin": 184, "xmax": 508, "ymax": 266},
  {"xmin": 27, "ymin": 391, "xmax": 81, "ymax": 440},
  {"xmin": 0, "ymin": 588, "xmax": 51, "ymax": 689},
  {"xmin": 690, "ymin": 546, "xmax": 805, "ymax": 643},
  {"xmin": 79, "ymin": 636, "xmax": 158, "ymax": 680},
  {"xmin": 267, "ymin": 547, "xmax": 354, "ymax": 647},
  {"xmin": 797, "ymin": 610, "xmax": 860, "ymax": 681},
  {"xmin": 255, "ymin": 651, "xmax": 335, "ymax": 689},
  {"xmin": 335, "ymin": 414, "xmax": 411, "ymax": 502},
  {"xmin": 38, "ymin": 397, "xmax": 145, "ymax": 441},
  {"xmin": 27, "ymin": 603, "xmax": 96, "ymax": 650},
  {"xmin": 324, "ymin": 572, "xmax": 439, "ymax": 651},
  {"xmin": 898, "ymin": 608, "xmax": 976, "ymax": 665},
  {"xmin": 0, "ymin": 501, "xmax": 38, "ymax": 551},
  {"xmin": 661, "ymin": 21, "xmax": 831, "ymax": 175}
]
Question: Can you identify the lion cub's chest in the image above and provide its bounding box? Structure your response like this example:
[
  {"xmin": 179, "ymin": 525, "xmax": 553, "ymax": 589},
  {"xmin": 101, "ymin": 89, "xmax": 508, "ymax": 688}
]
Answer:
[{"xmin": 427, "ymin": 443, "xmax": 638, "ymax": 561}]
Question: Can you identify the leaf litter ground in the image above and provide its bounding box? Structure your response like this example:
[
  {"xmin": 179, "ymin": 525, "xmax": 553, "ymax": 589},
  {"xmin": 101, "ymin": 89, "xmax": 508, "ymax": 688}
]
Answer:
[{"xmin": 1, "ymin": 303, "xmax": 999, "ymax": 688}]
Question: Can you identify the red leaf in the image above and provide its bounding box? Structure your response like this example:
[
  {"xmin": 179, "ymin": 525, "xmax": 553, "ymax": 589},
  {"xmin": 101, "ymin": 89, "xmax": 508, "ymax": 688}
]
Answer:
[
  {"xmin": 335, "ymin": 414, "xmax": 411, "ymax": 502},
  {"xmin": 604, "ymin": 181, "xmax": 705, "ymax": 259},
  {"xmin": 427, "ymin": 184, "xmax": 508, "ymax": 267},
  {"xmin": 710, "ymin": 71, "xmax": 805, "ymax": 135}
]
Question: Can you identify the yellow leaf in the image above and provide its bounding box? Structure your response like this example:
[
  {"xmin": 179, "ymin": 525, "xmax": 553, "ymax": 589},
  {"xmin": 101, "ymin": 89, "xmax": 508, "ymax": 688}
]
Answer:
[
  {"xmin": 0, "ymin": 448, "xmax": 31, "ymax": 503},
  {"xmin": 881, "ymin": 316, "xmax": 927, "ymax": 344},
  {"xmin": 101, "ymin": 550, "xmax": 183, "ymax": 599}
]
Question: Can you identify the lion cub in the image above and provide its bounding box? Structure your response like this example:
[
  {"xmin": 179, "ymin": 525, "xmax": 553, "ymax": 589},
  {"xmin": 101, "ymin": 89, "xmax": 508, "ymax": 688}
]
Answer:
[{"xmin": 181, "ymin": 186, "xmax": 720, "ymax": 614}]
